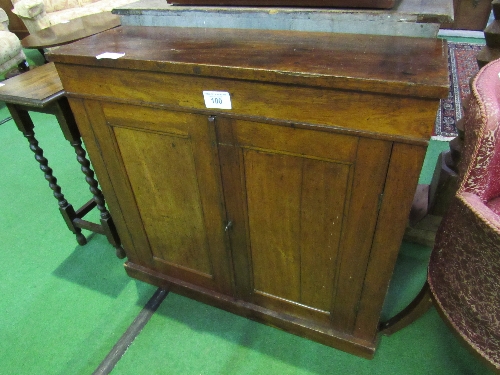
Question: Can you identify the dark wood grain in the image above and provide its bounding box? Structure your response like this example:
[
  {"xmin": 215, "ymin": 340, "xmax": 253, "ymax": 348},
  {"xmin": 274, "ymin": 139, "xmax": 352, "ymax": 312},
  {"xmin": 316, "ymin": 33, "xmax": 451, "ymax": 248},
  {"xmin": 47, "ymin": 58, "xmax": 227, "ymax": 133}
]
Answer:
[
  {"xmin": 0, "ymin": 63, "xmax": 63, "ymax": 107},
  {"xmin": 54, "ymin": 64, "xmax": 442, "ymax": 141},
  {"xmin": 48, "ymin": 26, "xmax": 449, "ymax": 98}
]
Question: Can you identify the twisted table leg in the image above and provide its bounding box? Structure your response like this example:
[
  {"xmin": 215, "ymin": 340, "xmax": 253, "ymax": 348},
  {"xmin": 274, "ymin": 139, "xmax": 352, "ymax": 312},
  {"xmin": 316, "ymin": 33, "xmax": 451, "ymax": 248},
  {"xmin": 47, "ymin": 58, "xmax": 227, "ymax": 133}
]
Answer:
[
  {"xmin": 8, "ymin": 103, "xmax": 87, "ymax": 245},
  {"xmin": 27, "ymin": 130, "xmax": 87, "ymax": 244},
  {"xmin": 8, "ymin": 100, "xmax": 125, "ymax": 257},
  {"xmin": 71, "ymin": 139, "xmax": 125, "ymax": 258}
]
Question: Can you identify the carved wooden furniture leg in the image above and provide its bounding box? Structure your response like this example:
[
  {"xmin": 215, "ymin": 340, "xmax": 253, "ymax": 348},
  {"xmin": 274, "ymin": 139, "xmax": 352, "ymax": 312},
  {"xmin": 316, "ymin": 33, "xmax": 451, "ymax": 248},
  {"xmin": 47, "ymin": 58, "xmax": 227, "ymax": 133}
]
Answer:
[
  {"xmin": 378, "ymin": 282, "xmax": 433, "ymax": 336},
  {"xmin": 7, "ymin": 103, "xmax": 87, "ymax": 246},
  {"xmin": 0, "ymin": 63, "xmax": 125, "ymax": 258},
  {"xmin": 72, "ymin": 138, "xmax": 125, "ymax": 258},
  {"xmin": 51, "ymin": 97, "xmax": 126, "ymax": 259}
]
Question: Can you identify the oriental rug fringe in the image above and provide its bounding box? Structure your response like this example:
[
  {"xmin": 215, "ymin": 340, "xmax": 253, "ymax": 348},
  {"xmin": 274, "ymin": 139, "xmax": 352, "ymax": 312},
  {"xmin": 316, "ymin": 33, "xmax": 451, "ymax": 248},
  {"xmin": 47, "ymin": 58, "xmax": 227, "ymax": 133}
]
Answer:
[{"xmin": 433, "ymin": 42, "xmax": 482, "ymax": 141}]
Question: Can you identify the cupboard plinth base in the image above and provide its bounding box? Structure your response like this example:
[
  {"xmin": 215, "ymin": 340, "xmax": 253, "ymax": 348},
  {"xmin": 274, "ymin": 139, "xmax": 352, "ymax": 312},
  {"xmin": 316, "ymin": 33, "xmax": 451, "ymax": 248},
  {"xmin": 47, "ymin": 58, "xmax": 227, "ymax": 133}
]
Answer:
[{"xmin": 124, "ymin": 261, "xmax": 377, "ymax": 359}]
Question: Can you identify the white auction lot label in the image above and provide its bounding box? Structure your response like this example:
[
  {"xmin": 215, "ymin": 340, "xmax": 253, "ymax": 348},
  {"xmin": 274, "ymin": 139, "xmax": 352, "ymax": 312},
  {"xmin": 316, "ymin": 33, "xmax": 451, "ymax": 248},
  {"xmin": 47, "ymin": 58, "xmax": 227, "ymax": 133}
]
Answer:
[{"xmin": 203, "ymin": 91, "xmax": 232, "ymax": 109}]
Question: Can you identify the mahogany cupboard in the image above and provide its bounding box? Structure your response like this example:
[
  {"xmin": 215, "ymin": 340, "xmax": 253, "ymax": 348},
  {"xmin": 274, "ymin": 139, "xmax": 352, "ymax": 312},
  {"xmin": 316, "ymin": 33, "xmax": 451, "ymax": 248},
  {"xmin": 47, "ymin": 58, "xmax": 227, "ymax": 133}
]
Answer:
[{"xmin": 48, "ymin": 26, "xmax": 449, "ymax": 358}]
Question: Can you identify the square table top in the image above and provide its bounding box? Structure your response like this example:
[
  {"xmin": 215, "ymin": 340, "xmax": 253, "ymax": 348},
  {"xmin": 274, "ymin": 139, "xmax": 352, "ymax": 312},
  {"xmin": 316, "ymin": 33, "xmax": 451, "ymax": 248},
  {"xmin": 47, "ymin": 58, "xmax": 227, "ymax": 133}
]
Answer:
[{"xmin": 0, "ymin": 63, "xmax": 63, "ymax": 108}]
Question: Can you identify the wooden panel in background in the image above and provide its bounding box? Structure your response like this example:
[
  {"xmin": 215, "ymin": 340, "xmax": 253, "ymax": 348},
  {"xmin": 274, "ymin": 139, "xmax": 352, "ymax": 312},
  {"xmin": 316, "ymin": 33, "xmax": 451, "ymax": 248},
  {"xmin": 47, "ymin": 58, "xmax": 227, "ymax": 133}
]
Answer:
[
  {"xmin": 0, "ymin": 0, "xmax": 28, "ymax": 39},
  {"xmin": 440, "ymin": 0, "xmax": 492, "ymax": 30}
]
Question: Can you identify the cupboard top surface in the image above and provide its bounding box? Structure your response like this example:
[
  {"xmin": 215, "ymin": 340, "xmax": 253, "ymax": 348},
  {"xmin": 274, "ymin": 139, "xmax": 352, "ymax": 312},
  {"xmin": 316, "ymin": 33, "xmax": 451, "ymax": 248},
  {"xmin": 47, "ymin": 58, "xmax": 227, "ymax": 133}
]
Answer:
[{"xmin": 48, "ymin": 26, "xmax": 449, "ymax": 98}]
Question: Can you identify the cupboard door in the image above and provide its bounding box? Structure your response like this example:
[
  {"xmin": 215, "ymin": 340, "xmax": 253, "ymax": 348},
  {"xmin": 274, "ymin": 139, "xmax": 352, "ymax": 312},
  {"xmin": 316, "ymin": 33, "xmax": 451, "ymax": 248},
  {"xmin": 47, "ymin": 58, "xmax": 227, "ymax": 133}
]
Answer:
[
  {"xmin": 84, "ymin": 101, "xmax": 233, "ymax": 295},
  {"xmin": 217, "ymin": 117, "xmax": 392, "ymax": 331}
]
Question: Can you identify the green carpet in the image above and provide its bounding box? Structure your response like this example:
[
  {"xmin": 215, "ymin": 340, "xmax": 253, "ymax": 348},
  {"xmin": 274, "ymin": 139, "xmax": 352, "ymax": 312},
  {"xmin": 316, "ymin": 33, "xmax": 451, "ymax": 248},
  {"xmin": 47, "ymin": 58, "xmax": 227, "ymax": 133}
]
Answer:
[
  {"xmin": 0, "ymin": 48, "xmax": 494, "ymax": 375},
  {"xmin": 0, "ymin": 103, "xmax": 157, "ymax": 374}
]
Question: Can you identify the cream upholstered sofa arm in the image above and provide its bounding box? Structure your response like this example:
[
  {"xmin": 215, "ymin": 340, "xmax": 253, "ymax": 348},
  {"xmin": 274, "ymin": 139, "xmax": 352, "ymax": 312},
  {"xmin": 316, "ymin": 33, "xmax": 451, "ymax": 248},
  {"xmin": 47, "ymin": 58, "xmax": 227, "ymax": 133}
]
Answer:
[
  {"xmin": 0, "ymin": 9, "xmax": 9, "ymax": 31},
  {"xmin": 12, "ymin": 0, "xmax": 45, "ymax": 19},
  {"xmin": 11, "ymin": 0, "xmax": 138, "ymax": 34},
  {"xmin": 0, "ymin": 7, "xmax": 27, "ymax": 75}
]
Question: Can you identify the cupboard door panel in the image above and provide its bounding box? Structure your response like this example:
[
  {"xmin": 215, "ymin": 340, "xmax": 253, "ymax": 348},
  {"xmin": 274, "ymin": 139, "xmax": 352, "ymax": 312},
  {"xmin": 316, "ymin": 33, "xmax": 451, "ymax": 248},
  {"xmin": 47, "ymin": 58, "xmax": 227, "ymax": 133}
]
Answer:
[
  {"xmin": 299, "ymin": 158, "xmax": 350, "ymax": 311},
  {"xmin": 245, "ymin": 150, "xmax": 303, "ymax": 302},
  {"xmin": 218, "ymin": 117, "xmax": 392, "ymax": 327},
  {"xmin": 113, "ymin": 127, "xmax": 213, "ymax": 276},
  {"xmin": 245, "ymin": 149, "xmax": 350, "ymax": 312},
  {"xmin": 92, "ymin": 103, "xmax": 232, "ymax": 293}
]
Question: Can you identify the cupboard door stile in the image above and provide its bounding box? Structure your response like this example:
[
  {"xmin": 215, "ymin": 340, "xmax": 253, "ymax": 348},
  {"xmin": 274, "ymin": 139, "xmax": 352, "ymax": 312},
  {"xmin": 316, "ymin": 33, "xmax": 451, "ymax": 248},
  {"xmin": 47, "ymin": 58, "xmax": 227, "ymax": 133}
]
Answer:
[
  {"xmin": 353, "ymin": 142, "xmax": 427, "ymax": 342},
  {"xmin": 215, "ymin": 117, "xmax": 254, "ymax": 299},
  {"xmin": 82, "ymin": 99, "xmax": 149, "ymax": 264},
  {"xmin": 329, "ymin": 138, "xmax": 392, "ymax": 334}
]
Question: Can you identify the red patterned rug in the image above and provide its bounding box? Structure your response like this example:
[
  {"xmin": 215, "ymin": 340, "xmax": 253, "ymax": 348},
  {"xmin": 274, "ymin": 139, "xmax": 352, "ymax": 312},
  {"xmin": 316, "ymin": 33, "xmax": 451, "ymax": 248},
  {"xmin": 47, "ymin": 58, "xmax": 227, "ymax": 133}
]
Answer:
[{"xmin": 433, "ymin": 42, "xmax": 483, "ymax": 140}]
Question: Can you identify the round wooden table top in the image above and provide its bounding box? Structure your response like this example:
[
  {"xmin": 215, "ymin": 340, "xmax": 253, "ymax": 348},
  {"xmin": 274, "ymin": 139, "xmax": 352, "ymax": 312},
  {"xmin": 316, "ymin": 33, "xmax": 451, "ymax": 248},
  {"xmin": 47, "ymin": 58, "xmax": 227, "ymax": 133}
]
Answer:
[{"xmin": 21, "ymin": 12, "xmax": 121, "ymax": 49}]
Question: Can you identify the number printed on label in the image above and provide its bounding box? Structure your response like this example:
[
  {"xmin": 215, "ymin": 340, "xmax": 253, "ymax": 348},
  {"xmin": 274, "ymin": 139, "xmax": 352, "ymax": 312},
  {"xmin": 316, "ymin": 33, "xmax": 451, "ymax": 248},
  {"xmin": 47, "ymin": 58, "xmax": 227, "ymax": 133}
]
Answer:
[{"xmin": 203, "ymin": 91, "xmax": 232, "ymax": 109}]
